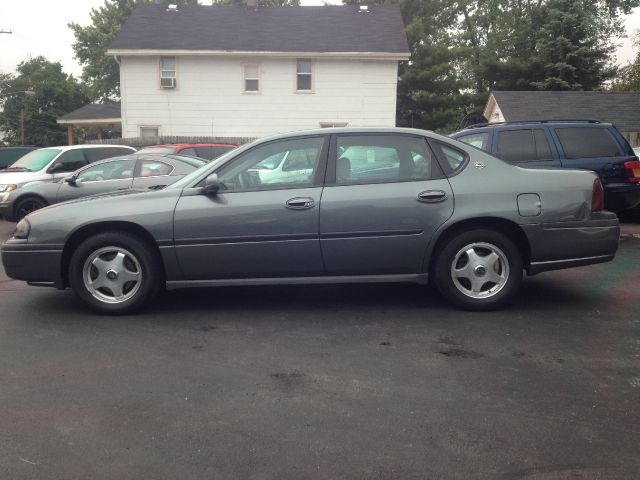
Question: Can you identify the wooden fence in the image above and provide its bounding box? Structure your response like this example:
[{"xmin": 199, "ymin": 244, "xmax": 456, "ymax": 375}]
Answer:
[{"xmin": 86, "ymin": 135, "xmax": 257, "ymax": 148}]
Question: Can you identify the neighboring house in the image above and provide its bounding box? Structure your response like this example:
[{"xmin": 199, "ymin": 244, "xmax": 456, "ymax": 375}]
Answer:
[
  {"xmin": 484, "ymin": 91, "xmax": 640, "ymax": 147},
  {"xmin": 56, "ymin": 103, "xmax": 122, "ymax": 145},
  {"xmin": 106, "ymin": 4, "xmax": 410, "ymax": 139}
]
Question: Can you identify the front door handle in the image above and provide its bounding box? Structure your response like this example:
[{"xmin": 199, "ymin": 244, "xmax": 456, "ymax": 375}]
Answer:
[
  {"xmin": 417, "ymin": 190, "xmax": 448, "ymax": 203},
  {"xmin": 286, "ymin": 197, "xmax": 315, "ymax": 210}
]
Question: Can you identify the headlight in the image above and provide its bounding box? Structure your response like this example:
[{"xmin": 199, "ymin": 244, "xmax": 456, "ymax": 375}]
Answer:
[
  {"xmin": 14, "ymin": 218, "xmax": 30, "ymax": 239},
  {"xmin": 0, "ymin": 184, "xmax": 17, "ymax": 193}
]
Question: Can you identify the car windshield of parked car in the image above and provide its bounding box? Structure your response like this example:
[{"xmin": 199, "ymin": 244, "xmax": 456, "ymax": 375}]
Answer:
[
  {"xmin": 136, "ymin": 147, "xmax": 175, "ymax": 155},
  {"xmin": 168, "ymin": 154, "xmax": 207, "ymax": 168},
  {"xmin": 9, "ymin": 148, "xmax": 61, "ymax": 171},
  {"xmin": 167, "ymin": 151, "xmax": 235, "ymax": 190}
]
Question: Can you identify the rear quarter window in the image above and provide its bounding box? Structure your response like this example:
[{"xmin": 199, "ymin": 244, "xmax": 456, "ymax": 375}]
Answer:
[
  {"xmin": 429, "ymin": 141, "xmax": 468, "ymax": 175},
  {"xmin": 555, "ymin": 127, "xmax": 623, "ymax": 159},
  {"xmin": 457, "ymin": 132, "xmax": 489, "ymax": 150}
]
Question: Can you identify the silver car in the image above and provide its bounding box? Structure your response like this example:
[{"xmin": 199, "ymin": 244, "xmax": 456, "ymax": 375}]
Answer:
[
  {"xmin": 0, "ymin": 153, "xmax": 206, "ymax": 221},
  {"xmin": 1, "ymin": 128, "xmax": 620, "ymax": 314}
]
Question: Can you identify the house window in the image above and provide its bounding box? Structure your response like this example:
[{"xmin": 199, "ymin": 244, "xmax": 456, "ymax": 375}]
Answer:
[
  {"xmin": 160, "ymin": 56, "xmax": 176, "ymax": 87},
  {"xmin": 296, "ymin": 59, "xmax": 312, "ymax": 91},
  {"xmin": 140, "ymin": 126, "xmax": 159, "ymax": 139},
  {"xmin": 244, "ymin": 64, "xmax": 260, "ymax": 92}
]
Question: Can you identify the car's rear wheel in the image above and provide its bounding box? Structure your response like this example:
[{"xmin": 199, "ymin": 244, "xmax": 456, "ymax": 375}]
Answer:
[
  {"xmin": 433, "ymin": 229, "xmax": 523, "ymax": 310},
  {"xmin": 68, "ymin": 232, "xmax": 162, "ymax": 315},
  {"xmin": 15, "ymin": 196, "xmax": 48, "ymax": 220}
]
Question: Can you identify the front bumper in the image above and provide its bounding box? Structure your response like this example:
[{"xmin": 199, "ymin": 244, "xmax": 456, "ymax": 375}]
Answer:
[
  {"xmin": 523, "ymin": 211, "xmax": 620, "ymax": 275},
  {"xmin": 0, "ymin": 202, "xmax": 13, "ymax": 221},
  {"xmin": 1, "ymin": 239, "xmax": 64, "ymax": 288}
]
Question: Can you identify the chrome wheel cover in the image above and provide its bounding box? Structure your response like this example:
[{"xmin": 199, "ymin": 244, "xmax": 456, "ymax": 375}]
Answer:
[
  {"xmin": 82, "ymin": 246, "xmax": 142, "ymax": 304},
  {"xmin": 450, "ymin": 242, "xmax": 509, "ymax": 299}
]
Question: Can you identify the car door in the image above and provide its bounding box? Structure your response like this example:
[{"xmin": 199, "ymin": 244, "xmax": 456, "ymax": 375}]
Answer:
[
  {"xmin": 319, "ymin": 133, "xmax": 454, "ymax": 275},
  {"xmin": 55, "ymin": 158, "xmax": 135, "ymax": 202},
  {"xmin": 173, "ymin": 135, "xmax": 328, "ymax": 280}
]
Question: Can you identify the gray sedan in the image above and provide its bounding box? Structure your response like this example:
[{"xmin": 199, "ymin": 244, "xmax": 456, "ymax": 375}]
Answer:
[
  {"xmin": 1, "ymin": 128, "xmax": 620, "ymax": 314},
  {"xmin": 0, "ymin": 153, "xmax": 206, "ymax": 221}
]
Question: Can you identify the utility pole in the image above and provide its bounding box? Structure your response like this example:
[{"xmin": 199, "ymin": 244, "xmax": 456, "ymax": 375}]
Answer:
[{"xmin": 21, "ymin": 109, "xmax": 24, "ymax": 145}]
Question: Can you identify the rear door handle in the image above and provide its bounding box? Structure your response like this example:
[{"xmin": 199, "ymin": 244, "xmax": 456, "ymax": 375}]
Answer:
[
  {"xmin": 417, "ymin": 190, "xmax": 448, "ymax": 203},
  {"xmin": 286, "ymin": 197, "xmax": 315, "ymax": 210}
]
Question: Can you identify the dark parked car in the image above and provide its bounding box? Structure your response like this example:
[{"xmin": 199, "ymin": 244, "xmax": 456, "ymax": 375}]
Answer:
[
  {"xmin": 451, "ymin": 121, "xmax": 640, "ymax": 212},
  {"xmin": 0, "ymin": 153, "xmax": 206, "ymax": 221},
  {"xmin": 136, "ymin": 143, "xmax": 237, "ymax": 161},
  {"xmin": 1, "ymin": 128, "xmax": 619, "ymax": 315},
  {"xmin": 0, "ymin": 146, "xmax": 38, "ymax": 170}
]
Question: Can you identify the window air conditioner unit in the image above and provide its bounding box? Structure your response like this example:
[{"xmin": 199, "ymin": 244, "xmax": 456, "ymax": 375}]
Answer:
[{"xmin": 160, "ymin": 77, "xmax": 176, "ymax": 88}]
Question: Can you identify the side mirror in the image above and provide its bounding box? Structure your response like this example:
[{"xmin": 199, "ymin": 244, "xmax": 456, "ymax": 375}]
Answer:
[
  {"xmin": 202, "ymin": 173, "xmax": 220, "ymax": 195},
  {"xmin": 64, "ymin": 175, "xmax": 79, "ymax": 186}
]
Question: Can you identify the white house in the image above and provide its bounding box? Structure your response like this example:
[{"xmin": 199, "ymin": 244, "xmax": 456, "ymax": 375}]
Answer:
[{"xmin": 106, "ymin": 3, "xmax": 410, "ymax": 139}]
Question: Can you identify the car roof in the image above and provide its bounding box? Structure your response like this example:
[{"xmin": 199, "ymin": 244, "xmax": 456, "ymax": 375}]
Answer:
[
  {"xmin": 80, "ymin": 152, "xmax": 205, "ymax": 167},
  {"xmin": 34, "ymin": 144, "xmax": 136, "ymax": 152},
  {"xmin": 142, "ymin": 143, "xmax": 238, "ymax": 148},
  {"xmin": 453, "ymin": 120, "xmax": 613, "ymax": 135}
]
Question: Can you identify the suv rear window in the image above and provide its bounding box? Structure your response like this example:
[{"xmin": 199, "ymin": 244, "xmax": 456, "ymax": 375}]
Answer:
[
  {"xmin": 496, "ymin": 129, "xmax": 553, "ymax": 163},
  {"xmin": 555, "ymin": 127, "xmax": 623, "ymax": 159}
]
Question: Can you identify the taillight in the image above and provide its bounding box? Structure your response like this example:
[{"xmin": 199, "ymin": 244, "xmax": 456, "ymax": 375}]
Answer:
[
  {"xmin": 624, "ymin": 160, "xmax": 640, "ymax": 183},
  {"xmin": 592, "ymin": 178, "xmax": 604, "ymax": 212}
]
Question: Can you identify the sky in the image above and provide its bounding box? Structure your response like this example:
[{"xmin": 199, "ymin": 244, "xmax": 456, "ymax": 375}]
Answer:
[{"xmin": 0, "ymin": 0, "xmax": 639, "ymax": 78}]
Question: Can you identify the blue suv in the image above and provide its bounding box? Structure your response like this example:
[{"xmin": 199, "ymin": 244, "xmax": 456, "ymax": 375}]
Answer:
[{"xmin": 451, "ymin": 121, "xmax": 640, "ymax": 212}]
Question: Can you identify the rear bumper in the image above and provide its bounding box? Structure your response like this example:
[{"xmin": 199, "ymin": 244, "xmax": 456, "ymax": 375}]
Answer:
[
  {"xmin": 604, "ymin": 183, "xmax": 640, "ymax": 212},
  {"xmin": 1, "ymin": 240, "xmax": 64, "ymax": 288},
  {"xmin": 523, "ymin": 212, "xmax": 620, "ymax": 275}
]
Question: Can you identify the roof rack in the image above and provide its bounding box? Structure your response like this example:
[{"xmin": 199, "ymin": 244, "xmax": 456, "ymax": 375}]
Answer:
[{"xmin": 463, "ymin": 119, "xmax": 602, "ymax": 130}]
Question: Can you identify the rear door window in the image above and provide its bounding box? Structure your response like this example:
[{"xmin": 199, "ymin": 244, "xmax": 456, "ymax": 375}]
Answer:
[
  {"xmin": 554, "ymin": 127, "xmax": 623, "ymax": 158},
  {"xmin": 335, "ymin": 135, "xmax": 438, "ymax": 185},
  {"xmin": 496, "ymin": 129, "xmax": 553, "ymax": 163}
]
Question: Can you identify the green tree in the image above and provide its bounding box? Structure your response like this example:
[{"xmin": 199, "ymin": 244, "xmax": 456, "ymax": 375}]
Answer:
[
  {"xmin": 611, "ymin": 31, "xmax": 640, "ymax": 91},
  {"xmin": 214, "ymin": 0, "xmax": 300, "ymax": 4},
  {"xmin": 0, "ymin": 57, "xmax": 88, "ymax": 146},
  {"xmin": 69, "ymin": 0, "xmax": 198, "ymax": 102}
]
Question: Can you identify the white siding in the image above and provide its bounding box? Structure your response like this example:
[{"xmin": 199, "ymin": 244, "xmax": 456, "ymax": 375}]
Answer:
[{"xmin": 120, "ymin": 56, "xmax": 399, "ymax": 138}]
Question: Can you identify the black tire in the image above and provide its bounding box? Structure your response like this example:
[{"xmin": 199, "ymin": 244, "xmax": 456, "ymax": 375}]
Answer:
[
  {"xmin": 68, "ymin": 231, "xmax": 162, "ymax": 315},
  {"xmin": 432, "ymin": 229, "xmax": 523, "ymax": 311},
  {"xmin": 15, "ymin": 196, "xmax": 48, "ymax": 221}
]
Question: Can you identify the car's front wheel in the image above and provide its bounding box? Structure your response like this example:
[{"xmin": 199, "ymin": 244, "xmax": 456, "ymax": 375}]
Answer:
[
  {"xmin": 15, "ymin": 196, "xmax": 48, "ymax": 221},
  {"xmin": 68, "ymin": 232, "xmax": 162, "ymax": 314},
  {"xmin": 433, "ymin": 229, "xmax": 523, "ymax": 310}
]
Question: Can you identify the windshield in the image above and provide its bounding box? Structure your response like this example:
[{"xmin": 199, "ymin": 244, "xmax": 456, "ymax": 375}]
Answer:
[
  {"xmin": 10, "ymin": 148, "xmax": 61, "ymax": 171},
  {"xmin": 168, "ymin": 153, "xmax": 231, "ymax": 190},
  {"xmin": 169, "ymin": 154, "xmax": 207, "ymax": 168},
  {"xmin": 136, "ymin": 147, "xmax": 175, "ymax": 155}
]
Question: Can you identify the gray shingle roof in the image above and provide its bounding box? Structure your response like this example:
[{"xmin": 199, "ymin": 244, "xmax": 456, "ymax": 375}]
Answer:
[
  {"xmin": 107, "ymin": 4, "xmax": 409, "ymax": 55},
  {"xmin": 492, "ymin": 91, "xmax": 640, "ymax": 132},
  {"xmin": 58, "ymin": 103, "xmax": 121, "ymax": 122}
]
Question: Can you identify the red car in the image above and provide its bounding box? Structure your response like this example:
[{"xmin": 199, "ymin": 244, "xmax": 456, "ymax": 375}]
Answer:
[{"xmin": 136, "ymin": 143, "xmax": 237, "ymax": 161}]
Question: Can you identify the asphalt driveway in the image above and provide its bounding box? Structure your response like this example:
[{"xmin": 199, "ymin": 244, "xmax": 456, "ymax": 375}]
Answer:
[{"xmin": 0, "ymin": 219, "xmax": 639, "ymax": 479}]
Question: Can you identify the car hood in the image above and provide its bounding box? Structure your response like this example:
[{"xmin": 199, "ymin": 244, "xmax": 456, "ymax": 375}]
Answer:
[
  {"xmin": 0, "ymin": 170, "xmax": 45, "ymax": 184},
  {"xmin": 54, "ymin": 188, "xmax": 158, "ymax": 207}
]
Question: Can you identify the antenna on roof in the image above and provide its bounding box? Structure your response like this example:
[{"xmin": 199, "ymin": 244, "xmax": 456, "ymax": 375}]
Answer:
[{"xmin": 359, "ymin": 5, "xmax": 370, "ymax": 13}]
